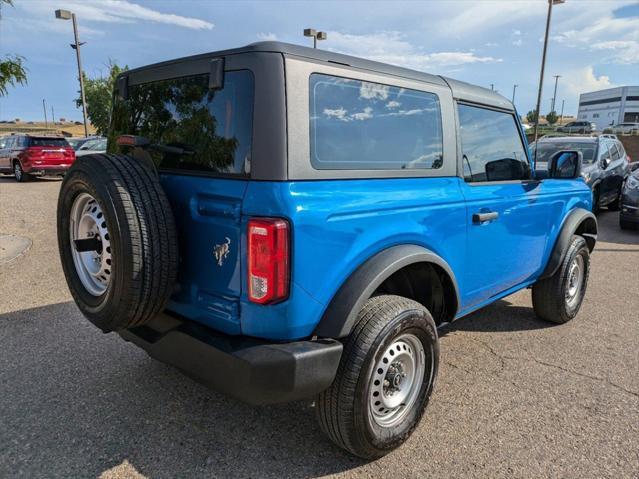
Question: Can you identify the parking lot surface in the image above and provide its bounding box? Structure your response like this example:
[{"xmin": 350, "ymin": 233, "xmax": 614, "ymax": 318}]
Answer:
[{"xmin": 1, "ymin": 177, "xmax": 638, "ymax": 479}]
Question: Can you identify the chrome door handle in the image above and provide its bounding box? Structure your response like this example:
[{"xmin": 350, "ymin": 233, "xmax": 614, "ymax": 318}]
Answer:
[{"xmin": 472, "ymin": 211, "xmax": 499, "ymax": 224}]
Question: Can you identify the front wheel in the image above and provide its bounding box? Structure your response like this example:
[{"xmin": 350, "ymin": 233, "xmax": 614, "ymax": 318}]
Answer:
[
  {"xmin": 532, "ymin": 235, "xmax": 590, "ymax": 324},
  {"xmin": 316, "ymin": 295, "xmax": 439, "ymax": 459}
]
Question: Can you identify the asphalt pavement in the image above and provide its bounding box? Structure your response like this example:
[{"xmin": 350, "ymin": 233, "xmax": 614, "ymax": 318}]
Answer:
[{"xmin": 0, "ymin": 176, "xmax": 637, "ymax": 479}]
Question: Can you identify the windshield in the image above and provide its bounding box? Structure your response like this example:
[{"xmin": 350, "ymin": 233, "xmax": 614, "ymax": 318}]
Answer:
[{"xmin": 531, "ymin": 141, "xmax": 597, "ymax": 165}]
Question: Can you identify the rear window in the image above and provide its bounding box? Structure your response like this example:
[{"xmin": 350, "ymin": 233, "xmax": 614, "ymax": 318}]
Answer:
[
  {"xmin": 532, "ymin": 141, "xmax": 597, "ymax": 165},
  {"xmin": 309, "ymin": 74, "xmax": 443, "ymax": 170},
  {"xmin": 28, "ymin": 137, "xmax": 69, "ymax": 147},
  {"xmin": 109, "ymin": 70, "xmax": 254, "ymax": 176}
]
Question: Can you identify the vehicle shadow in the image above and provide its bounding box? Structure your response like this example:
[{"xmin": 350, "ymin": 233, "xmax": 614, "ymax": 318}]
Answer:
[
  {"xmin": 440, "ymin": 297, "xmax": 553, "ymax": 335},
  {"xmin": 0, "ymin": 302, "xmax": 365, "ymax": 479}
]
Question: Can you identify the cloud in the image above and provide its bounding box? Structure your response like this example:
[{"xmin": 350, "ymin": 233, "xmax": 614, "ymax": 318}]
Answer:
[
  {"xmin": 590, "ymin": 40, "xmax": 639, "ymax": 65},
  {"xmin": 551, "ymin": 14, "xmax": 638, "ymax": 64},
  {"xmin": 19, "ymin": 0, "xmax": 213, "ymax": 30},
  {"xmin": 257, "ymin": 32, "xmax": 278, "ymax": 41},
  {"xmin": 563, "ymin": 67, "xmax": 615, "ymax": 98},
  {"xmin": 351, "ymin": 107, "xmax": 373, "ymax": 121},
  {"xmin": 326, "ymin": 31, "xmax": 501, "ymax": 72},
  {"xmin": 512, "ymin": 39, "xmax": 523, "ymax": 47}
]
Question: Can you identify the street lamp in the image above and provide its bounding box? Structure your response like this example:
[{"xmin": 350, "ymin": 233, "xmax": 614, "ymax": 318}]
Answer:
[
  {"xmin": 512, "ymin": 84, "xmax": 518, "ymax": 104},
  {"xmin": 551, "ymin": 74, "xmax": 561, "ymax": 112},
  {"xmin": 304, "ymin": 28, "xmax": 327, "ymax": 49},
  {"xmin": 533, "ymin": 0, "xmax": 565, "ymax": 152},
  {"xmin": 55, "ymin": 9, "xmax": 88, "ymax": 137}
]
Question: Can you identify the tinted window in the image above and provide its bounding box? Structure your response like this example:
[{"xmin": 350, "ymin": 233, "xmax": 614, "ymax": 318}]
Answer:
[
  {"xmin": 532, "ymin": 141, "xmax": 596, "ymax": 165},
  {"xmin": 458, "ymin": 104, "xmax": 529, "ymax": 182},
  {"xmin": 28, "ymin": 137, "xmax": 69, "ymax": 147},
  {"xmin": 109, "ymin": 70, "xmax": 254, "ymax": 176},
  {"xmin": 309, "ymin": 74, "xmax": 443, "ymax": 170},
  {"xmin": 609, "ymin": 143, "xmax": 621, "ymax": 161}
]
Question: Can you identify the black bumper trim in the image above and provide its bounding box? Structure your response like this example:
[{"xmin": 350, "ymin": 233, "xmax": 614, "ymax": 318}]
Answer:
[{"xmin": 119, "ymin": 313, "xmax": 343, "ymax": 405}]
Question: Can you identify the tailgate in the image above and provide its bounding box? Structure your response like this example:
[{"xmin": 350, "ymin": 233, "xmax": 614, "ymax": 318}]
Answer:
[{"xmin": 160, "ymin": 174, "xmax": 248, "ymax": 335}]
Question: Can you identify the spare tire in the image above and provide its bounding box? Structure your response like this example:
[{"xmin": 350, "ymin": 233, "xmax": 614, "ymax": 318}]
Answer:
[{"xmin": 57, "ymin": 153, "xmax": 178, "ymax": 332}]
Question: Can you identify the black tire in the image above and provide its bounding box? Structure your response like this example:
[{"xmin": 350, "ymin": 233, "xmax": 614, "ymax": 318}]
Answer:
[
  {"xmin": 13, "ymin": 161, "xmax": 30, "ymax": 182},
  {"xmin": 532, "ymin": 235, "xmax": 590, "ymax": 324},
  {"xmin": 607, "ymin": 182, "xmax": 623, "ymax": 211},
  {"xmin": 592, "ymin": 186, "xmax": 600, "ymax": 213},
  {"xmin": 316, "ymin": 295, "xmax": 439, "ymax": 459},
  {"xmin": 620, "ymin": 217, "xmax": 636, "ymax": 230},
  {"xmin": 57, "ymin": 153, "xmax": 178, "ymax": 332}
]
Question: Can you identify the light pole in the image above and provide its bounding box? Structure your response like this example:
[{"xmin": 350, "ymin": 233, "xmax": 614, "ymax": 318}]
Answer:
[
  {"xmin": 490, "ymin": 83, "xmax": 494, "ymax": 91},
  {"xmin": 43, "ymin": 99, "xmax": 48, "ymax": 129},
  {"xmin": 551, "ymin": 74, "xmax": 561, "ymax": 112},
  {"xmin": 55, "ymin": 9, "xmax": 89, "ymax": 137},
  {"xmin": 533, "ymin": 0, "xmax": 565, "ymax": 151},
  {"xmin": 559, "ymin": 99, "xmax": 565, "ymax": 124},
  {"xmin": 512, "ymin": 84, "xmax": 518, "ymax": 104},
  {"xmin": 303, "ymin": 28, "xmax": 327, "ymax": 48}
]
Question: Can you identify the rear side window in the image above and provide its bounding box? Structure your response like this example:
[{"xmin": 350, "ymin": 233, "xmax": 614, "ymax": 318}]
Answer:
[
  {"xmin": 609, "ymin": 143, "xmax": 621, "ymax": 161},
  {"xmin": 28, "ymin": 137, "xmax": 69, "ymax": 147},
  {"xmin": 109, "ymin": 70, "xmax": 254, "ymax": 176},
  {"xmin": 458, "ymin": 104, "xmax": 530, "ymax": 182},
  {"xmin": 309, "ymin": 74, "xmax": 443, "ymax": 170}
]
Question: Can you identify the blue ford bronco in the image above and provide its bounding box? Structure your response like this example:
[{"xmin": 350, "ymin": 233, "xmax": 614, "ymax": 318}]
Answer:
[{"xmin": 57, "ymin": 42, "xmax": 597, "ymax": 458}]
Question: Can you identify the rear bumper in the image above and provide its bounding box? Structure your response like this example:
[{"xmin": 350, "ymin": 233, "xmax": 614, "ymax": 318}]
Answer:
[
  {"xmin": 119, "ymin": 312, "xmax": 343, "ymax": 405},
  {"xmin": 23, "ymin": 165, "xmax": 71, "ymax": 175}
]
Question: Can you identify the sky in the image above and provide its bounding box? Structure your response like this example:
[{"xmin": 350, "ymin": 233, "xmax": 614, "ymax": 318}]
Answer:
[{"xmin": 1, "ymin": 0, "xmax": 638, "ymax": 121}]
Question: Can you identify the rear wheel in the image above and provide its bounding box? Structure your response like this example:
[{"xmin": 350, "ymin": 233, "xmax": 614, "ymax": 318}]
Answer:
[
  {"xmin": 316, "ymin": 295, "xmax": 439, "ymax": 459},
  {"xmin": 57, "ymin": 153, "xmax": 178, "ymax": 332},
  {"xmin": 13, "ymin": 161, "xmax": 30, "ymax": 182},
  {"xmin": 532, "ymin": 235, "xmax": 590, "ymax": 324}
]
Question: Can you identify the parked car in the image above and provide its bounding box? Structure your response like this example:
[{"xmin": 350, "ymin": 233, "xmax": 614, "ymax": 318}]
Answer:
[
  {"xmin": 555, "ymin": 121, "xmax": 597, "ymax": 134},
  {"xmin": 531, "ymin": 135, "xmax": 630, "ymax": 212},
  {"xmin": 620, "ymin": 169, "xmax": 639, "ymax": 230},
  {"xmin": 0, "ymin": 134, "xmax": 75, "ymax": 181},
  {"xmin": 603, "ymin": 123, "xmax": 639, "ymax": 135},
  {"xmin": 75, "ymin": 138, "xmax": 107, "ymax": 157},
  {"xmin": 67, "ymin": 136, "xmax": 102, "ymax": 151},
  {"xmin": 56, "ymin": 42, "xmax": 597, "ymax": 459}
]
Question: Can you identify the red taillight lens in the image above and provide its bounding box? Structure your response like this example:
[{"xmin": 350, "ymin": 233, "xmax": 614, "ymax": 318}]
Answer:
[
  {"xmin": 248, "ymin": 218, "xmax": 289, "ymax": 304},
  {"xmin": 25, "ymin": 148, "xmax": 41, "ymax": 158}
]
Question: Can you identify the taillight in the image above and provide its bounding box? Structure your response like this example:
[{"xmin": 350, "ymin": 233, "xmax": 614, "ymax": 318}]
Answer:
[
  {"xmin": 248, "ymin": 218, "xmax": 289, "ymax": 304},
  {"xmin": 25, "ymin": 148, "xmax": 41, "ymax": 158}
]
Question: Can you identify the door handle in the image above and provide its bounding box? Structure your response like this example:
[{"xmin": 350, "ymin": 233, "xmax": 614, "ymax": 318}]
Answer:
[{"xmin": 472, "ymin": 211, "xmax": 499, "ymax": 224}]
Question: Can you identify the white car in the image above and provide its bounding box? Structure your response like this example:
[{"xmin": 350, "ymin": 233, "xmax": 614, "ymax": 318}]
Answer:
[
  {"xmin": 75, "ymin": 138, "xmax": 107, "ymax": 157},
  {"xmin": 604, "ymin": 123, "xmax": 639, "ymax": 135}
]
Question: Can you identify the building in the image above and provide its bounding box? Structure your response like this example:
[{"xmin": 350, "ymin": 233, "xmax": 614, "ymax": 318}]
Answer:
[{"xmin": 577, "ymin": 86, "xmax": 639, "ymax": 130}]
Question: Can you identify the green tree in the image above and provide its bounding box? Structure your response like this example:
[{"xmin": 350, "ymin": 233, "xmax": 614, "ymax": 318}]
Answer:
[
  {"xmin": 526, "ymin": 109, "xmax": 538, "ymax": 125},
  {"xmin": 76, "ymin": 61, "xmax": 128, "ymax": 135},
  {"xmin": 546, "ymin": 110, "xmax": 558, "ymax": 125},
  {"xmin": 0, "ymin": 0, "xmax": 28, "ymax": 96}
]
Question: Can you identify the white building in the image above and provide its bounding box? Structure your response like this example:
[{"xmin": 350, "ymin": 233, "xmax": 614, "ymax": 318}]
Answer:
[{"xmin": 577, "ymin": 86, "xmax": 639, "ymax": 130}]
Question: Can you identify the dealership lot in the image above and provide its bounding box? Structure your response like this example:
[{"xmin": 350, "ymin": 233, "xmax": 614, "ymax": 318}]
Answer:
[{"xmin": 0, "ymin": 177, "xmax": 637, "ymax": 478}]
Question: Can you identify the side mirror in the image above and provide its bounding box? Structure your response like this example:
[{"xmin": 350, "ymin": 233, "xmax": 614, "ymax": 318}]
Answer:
[
  {"xmin": 550, "ymin": 150, "xmax": 582, "ymax": 179},
  {"xmin": 601, "ymin": 157, "xmax": 611, "ymax": 169}
]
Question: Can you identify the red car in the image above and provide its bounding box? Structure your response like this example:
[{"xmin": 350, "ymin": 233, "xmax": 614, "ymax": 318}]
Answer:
[{"xmin": 0, "ymin": 134, "xmax": 76, "ymax": 182}]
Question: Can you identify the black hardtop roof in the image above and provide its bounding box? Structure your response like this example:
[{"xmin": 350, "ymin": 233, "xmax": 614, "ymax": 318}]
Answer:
[{"xmin": 122, "ymin": 41, "xmax": 513, "ymax": 111}]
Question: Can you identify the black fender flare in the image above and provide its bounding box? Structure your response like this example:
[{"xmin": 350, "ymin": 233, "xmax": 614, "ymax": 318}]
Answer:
[
  {"xmin": 313, "ymin": 244, "xmax": 460, "ymax": 338},
  {"xmin": 539, "ymin": 208, "xmax": 597, "ymax": 280}
]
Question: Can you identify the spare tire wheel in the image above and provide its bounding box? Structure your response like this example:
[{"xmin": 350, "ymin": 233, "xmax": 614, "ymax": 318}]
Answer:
[{"xmin": 57, "ymin": 153, "xmax": 178, "ymax": 332}]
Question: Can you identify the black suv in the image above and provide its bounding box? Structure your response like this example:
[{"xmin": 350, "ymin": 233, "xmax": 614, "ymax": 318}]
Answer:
[{"xmin": 531, "ymin": 135, "xmax": 630, "ymax": 211}]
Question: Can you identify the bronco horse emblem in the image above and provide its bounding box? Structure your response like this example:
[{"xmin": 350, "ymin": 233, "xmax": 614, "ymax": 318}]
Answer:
[{"xmin": 213, "ymin": 237, "xmax": 231, "ymax": 266}]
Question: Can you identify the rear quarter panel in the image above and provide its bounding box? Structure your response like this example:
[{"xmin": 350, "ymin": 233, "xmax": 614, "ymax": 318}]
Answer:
[{"xmin": 241, "ymin": 178, "xmax": 467, "ymax": 340}]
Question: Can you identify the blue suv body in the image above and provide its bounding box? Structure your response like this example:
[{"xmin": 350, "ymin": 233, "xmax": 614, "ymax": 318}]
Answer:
[{"xmin": 59, "ymin": 42, "xmax": 597, "ymax": 458}]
